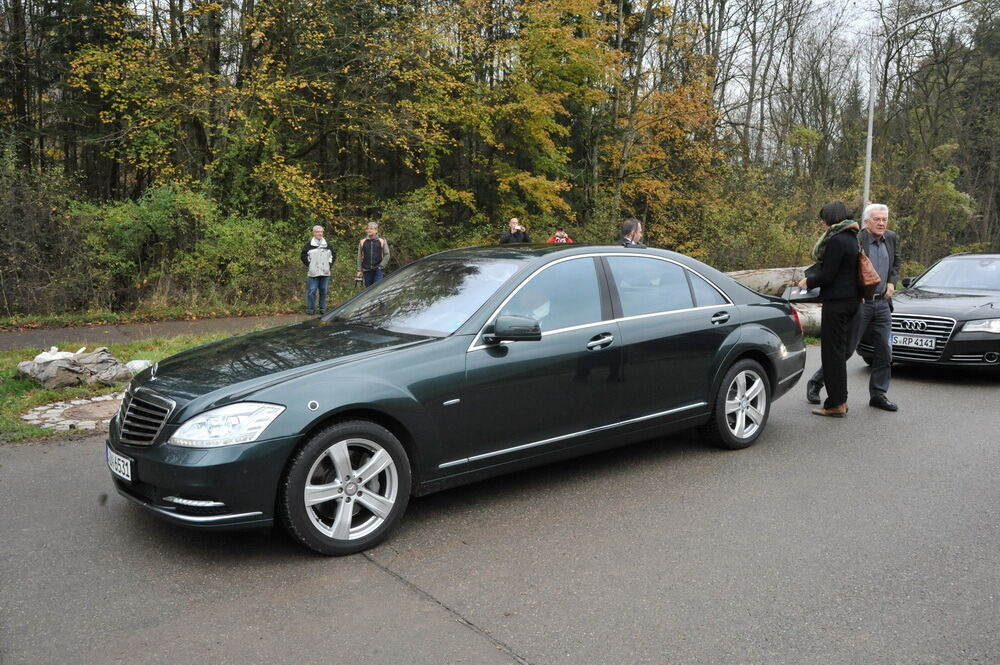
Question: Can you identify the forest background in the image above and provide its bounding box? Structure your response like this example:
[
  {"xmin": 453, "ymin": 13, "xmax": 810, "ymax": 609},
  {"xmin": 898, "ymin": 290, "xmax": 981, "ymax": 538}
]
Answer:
[{"xmin": 1, "ymin": 0, "xmax": 998, "ymax": 316}]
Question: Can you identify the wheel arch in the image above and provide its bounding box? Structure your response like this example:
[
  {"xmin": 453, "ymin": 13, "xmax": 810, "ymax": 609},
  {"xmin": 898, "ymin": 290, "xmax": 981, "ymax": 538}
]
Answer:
[
  {"xmin": 711, "ymin": 348, "xmax": 776, "ymax": 407},
  {"xmin": 286, "ymin": 407, "xmax": 422, "ymax": 493}
]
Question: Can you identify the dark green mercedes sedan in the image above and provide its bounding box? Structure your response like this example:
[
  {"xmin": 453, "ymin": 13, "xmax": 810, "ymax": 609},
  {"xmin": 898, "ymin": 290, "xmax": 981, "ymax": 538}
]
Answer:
[{"xmin": 106, "ymin": 245, "xmax": 806, "ymax": 554}]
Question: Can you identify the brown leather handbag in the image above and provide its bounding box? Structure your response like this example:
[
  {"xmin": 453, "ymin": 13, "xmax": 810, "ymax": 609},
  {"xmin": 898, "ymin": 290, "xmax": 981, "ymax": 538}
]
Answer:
[{"xmin": 857, "ymin": 240, "xmax": 881, "ymax": 299}]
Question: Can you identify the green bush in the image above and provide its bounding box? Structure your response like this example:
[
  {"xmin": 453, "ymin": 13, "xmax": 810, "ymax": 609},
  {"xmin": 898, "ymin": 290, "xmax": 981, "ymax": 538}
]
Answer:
[
  {"xmin": 0, "ymin": 166, "xmax": 94, "ymax": 315},
  {"xmin": 171, "ymin": 214, "xmax": 303, "ymax": 305}
]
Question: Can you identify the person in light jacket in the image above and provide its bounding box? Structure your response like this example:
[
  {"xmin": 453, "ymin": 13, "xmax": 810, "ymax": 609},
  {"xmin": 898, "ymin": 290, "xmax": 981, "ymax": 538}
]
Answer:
[
  {"xmin": 301, "ymin": 225, "xmax": 335, "ymax": 315},
  {"xmin": 356, "ymin": 222, "xmax": 390, "ymax": 287}
]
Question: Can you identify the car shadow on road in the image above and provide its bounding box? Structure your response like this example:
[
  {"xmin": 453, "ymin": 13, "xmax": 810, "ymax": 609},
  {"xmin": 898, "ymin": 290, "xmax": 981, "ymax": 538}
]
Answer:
[
  {"xmin": 109, "ymin": 501, "xmax": 315, "ymax": 562},
  {"xmin": 109, "ymin": 428, "xmax": 726, "ymax": 560},
  {"xmin": 889, "ymin": 362, "xmax": 1000, "ymax": 386},
  {"xmin": 400, "ymin": 429, "xmax": 724, "ymax": 523}
]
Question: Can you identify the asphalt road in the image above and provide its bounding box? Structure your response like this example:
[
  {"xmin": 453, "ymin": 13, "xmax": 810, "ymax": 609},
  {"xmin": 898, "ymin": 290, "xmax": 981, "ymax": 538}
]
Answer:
[{"xmin": 2, "ymin": 351, "xmax": 998, "ymax": 665}]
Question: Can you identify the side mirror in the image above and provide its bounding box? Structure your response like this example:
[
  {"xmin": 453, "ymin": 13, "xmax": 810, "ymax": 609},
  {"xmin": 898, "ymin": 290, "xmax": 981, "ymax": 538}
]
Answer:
[
  {"xmin": 487, "ymin": 315, "xmax": 542, "ymax": 343},
  {"xmin": 901, "ymin": 277, "xmax": 914, "ymax": 288}
]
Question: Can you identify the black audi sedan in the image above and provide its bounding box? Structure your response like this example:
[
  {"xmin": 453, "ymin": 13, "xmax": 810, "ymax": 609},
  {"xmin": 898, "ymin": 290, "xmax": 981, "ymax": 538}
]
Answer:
[
  {"xmin": 106, "ymin": 245, "xmax": 806, "ymax": 554},
  {"xmin": 858, "ymin": 253, "xmax": 1000, "ymax": 367}
]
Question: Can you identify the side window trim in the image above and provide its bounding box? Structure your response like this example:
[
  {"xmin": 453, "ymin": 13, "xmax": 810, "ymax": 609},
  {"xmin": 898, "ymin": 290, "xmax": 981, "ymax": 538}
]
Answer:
[
  {"xmin": 682, "ymin": 269, "xmax": 699, "ymax": 309},
  {"xmin": 595, "ymin": 256, "xmax": 619, "ymax": 320}
]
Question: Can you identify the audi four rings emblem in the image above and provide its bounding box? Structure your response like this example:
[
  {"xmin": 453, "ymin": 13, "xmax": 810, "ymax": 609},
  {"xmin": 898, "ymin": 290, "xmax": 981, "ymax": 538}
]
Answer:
[{"xmin": 900, "ymin": 319, "xmax": 928, "ymax": 332}]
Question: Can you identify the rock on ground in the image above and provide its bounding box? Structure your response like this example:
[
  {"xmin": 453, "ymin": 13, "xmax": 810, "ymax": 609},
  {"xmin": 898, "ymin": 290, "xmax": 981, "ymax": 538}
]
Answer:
[{"xmin": 16, "ymin": 347, "xmax": 135, "ymax": 389}]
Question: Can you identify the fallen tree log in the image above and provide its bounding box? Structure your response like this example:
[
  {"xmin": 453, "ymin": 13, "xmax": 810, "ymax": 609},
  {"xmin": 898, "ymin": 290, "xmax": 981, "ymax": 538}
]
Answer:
[
  {"xmin": 725, "ymin": 266, "xmax": 808, "ymax": 296},
  {"xmin": 793, "ymin": 303, "xmax": 821, "ymax": 337},
  {"xmin": 724, "ymin": 267, "xmax": 821, "ymax": 336}
]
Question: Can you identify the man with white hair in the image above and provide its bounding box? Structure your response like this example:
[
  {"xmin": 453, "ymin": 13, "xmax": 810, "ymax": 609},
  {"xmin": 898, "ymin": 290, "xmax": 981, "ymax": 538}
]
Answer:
[
  {"xmin": 806, "ymin": 203, "xmax": 901, "ymax": 411},
  {"xmin": 301, "ymin": 224, "xmax": 335, "ymax": 315}
]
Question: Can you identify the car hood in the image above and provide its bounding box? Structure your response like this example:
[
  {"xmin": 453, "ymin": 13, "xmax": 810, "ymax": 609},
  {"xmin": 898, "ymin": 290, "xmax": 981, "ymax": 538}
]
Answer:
[
  {"xmin": 893, "ymin": 287, "xmax": 1000, "ymax": 320},
  {"xmin": 134, "ymin": 320, "xmax": 433, "ymax": 403}
]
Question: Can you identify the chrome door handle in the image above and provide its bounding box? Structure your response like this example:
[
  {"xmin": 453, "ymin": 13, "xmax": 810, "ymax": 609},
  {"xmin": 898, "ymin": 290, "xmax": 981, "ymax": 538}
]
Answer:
[
  {"xmin": 710, "ymin": 312, "xmax": 730, "ymax": 325},
  {"xmin": 586, "ymin": 333, "xmax": 614, "ymax": 350}
]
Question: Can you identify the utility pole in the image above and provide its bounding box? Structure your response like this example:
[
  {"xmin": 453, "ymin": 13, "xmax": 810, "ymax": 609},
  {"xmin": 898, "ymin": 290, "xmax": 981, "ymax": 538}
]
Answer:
[{"xmin": 863, "ymin": 0, "xmax": 979, "ymax": 204}]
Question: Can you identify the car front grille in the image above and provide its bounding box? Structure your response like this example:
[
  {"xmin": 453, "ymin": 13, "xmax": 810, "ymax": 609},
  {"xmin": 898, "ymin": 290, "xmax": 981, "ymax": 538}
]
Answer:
[
  {"xmin": 949, "ymin": 353, "xmax": 985, "ymax": 363},
  {"xmin": 889, "ymin": 314, "xmax": 956, "ymax": 362},
  {"xmin": 118, "ymin": 389, "xmax": 174, "ymax": 445}
]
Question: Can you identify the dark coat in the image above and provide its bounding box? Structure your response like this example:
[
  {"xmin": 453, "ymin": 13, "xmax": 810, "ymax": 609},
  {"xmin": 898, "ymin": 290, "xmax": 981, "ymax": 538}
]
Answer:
[
  {"xmin": 806, "ymin": 228, "xmax": 861, "ymax": 301},
  {"xmin": 499, "ymin": 229, "xmax": 531, "ymax": 243}
]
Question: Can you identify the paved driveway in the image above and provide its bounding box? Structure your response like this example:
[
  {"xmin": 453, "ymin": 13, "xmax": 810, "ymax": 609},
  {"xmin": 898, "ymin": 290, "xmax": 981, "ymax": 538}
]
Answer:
[{"xmin": 2, "ymin": 351, "xmax": 998, "ymax": 665}]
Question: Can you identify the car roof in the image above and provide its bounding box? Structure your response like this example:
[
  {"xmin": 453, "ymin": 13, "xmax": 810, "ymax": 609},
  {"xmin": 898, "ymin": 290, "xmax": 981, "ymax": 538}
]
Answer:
[
  {"xmin": 423, "ymin": 244, "xmax": 740, "ymax": 298},
  {"xmin": 943, "ymin": 253, "xmax": 1000, "ymax": 259},
  {"xmin": 426, "ymin": 243, "xmax": 702, "ymax": 265}
]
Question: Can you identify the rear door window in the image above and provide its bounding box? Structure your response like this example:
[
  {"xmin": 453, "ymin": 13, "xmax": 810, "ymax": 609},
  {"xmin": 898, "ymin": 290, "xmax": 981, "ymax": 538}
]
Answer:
[
  {"xmin": 605, "ymin": 257, "xmax": 694, "ymax": 316},
  {"xmin": 687, "ymin": 271, "xmax": 728, "ymax": 307}
]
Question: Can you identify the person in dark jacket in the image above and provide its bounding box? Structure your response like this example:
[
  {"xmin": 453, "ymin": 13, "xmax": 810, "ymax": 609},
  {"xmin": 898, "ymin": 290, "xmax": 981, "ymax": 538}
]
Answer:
[
  {"xmin": 301, "ymin": 225, "xmax": 335, "ymax": 315},
  {"xmin": 797, "ymin": 201, "xmax": 861, "ymax": 417},
  {"xmin": 500, "ymin": 218, "xmax": 531, "ymax": 243},
  {"xmin": 356, "ymin": 222, "xmax": 390, "ymax": 287},
  {"xmin": 805, "ymin": 203, "xmax": 901, "ymax": 411},
  {"xmin": 619, "ymin": 218, "xmax": 646, "ymax": 248}
]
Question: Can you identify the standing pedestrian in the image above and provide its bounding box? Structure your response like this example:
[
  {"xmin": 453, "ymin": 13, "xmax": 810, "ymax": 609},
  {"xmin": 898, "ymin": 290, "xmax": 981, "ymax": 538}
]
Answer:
[
  {"xmin": 499, "ymin": 217, "xmax": 531, "ymax": 243},
  {"xmin": 805, "ymin": 203, "xmax": 900, "ymax": 411},
  {"xmin": 301, "ymin": 225, "xmax": 335, "ymax": 315},
  {"xmin": 619, "ymin": 218, "xmax": 646, "ymax": 248},
  {"xmin": 356, "ymin": 222, "xmax": 390, "ymax": 287},
  {"xmin": 797, "ymin": 201, "xmax": 861, "ymax": 418},
  {"xmin": 547, "ymin": 227, "xmax": 574, "ymax": 243}
]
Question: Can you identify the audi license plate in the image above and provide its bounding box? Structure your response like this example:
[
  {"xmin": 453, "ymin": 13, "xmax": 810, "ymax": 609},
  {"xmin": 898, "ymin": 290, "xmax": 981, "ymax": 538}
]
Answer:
[
  {"xmin": 106, "ymin": 444, "xmax": 133, "ymax": 482},
  {"xmin": 890, "ymin": 333, "xmax": 936, "ymax": 350}
]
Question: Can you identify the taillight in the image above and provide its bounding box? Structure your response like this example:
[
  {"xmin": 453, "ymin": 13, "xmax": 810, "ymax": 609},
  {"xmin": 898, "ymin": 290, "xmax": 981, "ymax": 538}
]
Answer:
[{"xmin": 790, "ymin": 307, "xmax": 803, "ymax": 335}]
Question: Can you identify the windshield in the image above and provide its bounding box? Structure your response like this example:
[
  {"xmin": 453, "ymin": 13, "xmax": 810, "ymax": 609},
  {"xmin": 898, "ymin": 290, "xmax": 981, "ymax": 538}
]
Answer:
[
  {"xmin": 326, "ymin": 257, "xmax": 522, "ymax": 336},
  {"xmin": 915, "ymin": 257, "xmax": 1000, "ymax": 291}
]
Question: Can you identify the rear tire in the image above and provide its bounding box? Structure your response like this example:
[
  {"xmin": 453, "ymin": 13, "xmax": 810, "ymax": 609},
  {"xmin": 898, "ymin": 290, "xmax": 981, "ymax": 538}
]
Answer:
[
  {"xmin": 280, "ymin": 420, "xmax": 411, "ymax": 555},
  {"xmin": 703, "ymin": 359, "xmax": 771, "ymax": 450}
]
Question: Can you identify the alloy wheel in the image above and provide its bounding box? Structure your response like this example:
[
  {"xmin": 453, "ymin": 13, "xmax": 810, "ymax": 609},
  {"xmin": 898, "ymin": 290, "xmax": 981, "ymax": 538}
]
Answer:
[
  {"xmin": 723, "ymin": 369, "xmax": 767, "ymax": 440},
  {"xmin": 303, "ymin": 437, "xmax": 399, "ymax": 541}
]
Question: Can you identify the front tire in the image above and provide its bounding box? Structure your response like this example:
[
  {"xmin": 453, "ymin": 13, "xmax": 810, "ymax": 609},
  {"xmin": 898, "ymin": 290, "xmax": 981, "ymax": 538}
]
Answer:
[
  {"xmin": 280, "ymin": 420, "xmax": 411, "ymax": 555},
  {"xmin": 704, "ymin": 359, "xmax": 771, "ymax": 450}
]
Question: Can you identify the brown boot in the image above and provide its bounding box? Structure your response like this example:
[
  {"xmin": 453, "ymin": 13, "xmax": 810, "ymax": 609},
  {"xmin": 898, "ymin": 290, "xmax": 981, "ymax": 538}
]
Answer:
[{"xmin": 811, "ymin": 403, "xmax": 848, "ymax": 418}]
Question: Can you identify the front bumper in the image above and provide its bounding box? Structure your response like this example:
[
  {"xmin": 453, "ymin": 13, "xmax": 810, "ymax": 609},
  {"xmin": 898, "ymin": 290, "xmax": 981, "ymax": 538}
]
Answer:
[
  {"xmin": 106, "ymin": 432, "xmax": 301, "ymax": 530},
  {"xmin": 859, "ymin": 330, "xmax": 1000, "ymax": 367}
]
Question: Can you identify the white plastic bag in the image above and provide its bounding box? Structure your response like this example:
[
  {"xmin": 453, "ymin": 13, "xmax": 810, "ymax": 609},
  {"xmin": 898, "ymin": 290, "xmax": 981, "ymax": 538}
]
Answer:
[{"xmin": 32, "ymin": 346, "xmax": 86, "ymax": 362}]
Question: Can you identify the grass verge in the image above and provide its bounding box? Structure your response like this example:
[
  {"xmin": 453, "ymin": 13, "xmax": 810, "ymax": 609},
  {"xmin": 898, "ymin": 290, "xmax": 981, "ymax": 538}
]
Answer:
[
  {"xmin": 0, "ymin": 303, "xmax": 303, "ymax": 332},
  {"xmin": 1, "ymin": 331, "xmax": 236, "ymax": 443}
]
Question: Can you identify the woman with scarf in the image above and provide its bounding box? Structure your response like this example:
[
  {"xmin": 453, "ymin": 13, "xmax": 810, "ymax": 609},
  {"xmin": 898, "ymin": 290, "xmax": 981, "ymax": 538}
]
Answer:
[{"xmin": 797, "ymin": 201, "xmax": 861, "ymax": 418}]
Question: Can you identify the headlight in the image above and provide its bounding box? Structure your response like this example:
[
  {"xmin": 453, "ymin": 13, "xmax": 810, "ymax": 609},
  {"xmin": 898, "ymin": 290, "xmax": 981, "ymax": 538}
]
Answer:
[
  {"xmin": 963, "ymin": 318, "xmax": 1000, "ymax": 334},
  {"xmin": 168, "ymin": 402, "xmax": 285, "ymax": 448}
]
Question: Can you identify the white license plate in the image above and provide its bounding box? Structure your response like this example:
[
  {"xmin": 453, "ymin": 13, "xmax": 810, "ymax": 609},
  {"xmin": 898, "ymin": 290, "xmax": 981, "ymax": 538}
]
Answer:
[
  {"xmin": 106, "ymin": 445, "xmax": 133, "ymax": 482},
  {"xmin": 890, "ymin": 333, "xmax": 936, "ymax": 350}
]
